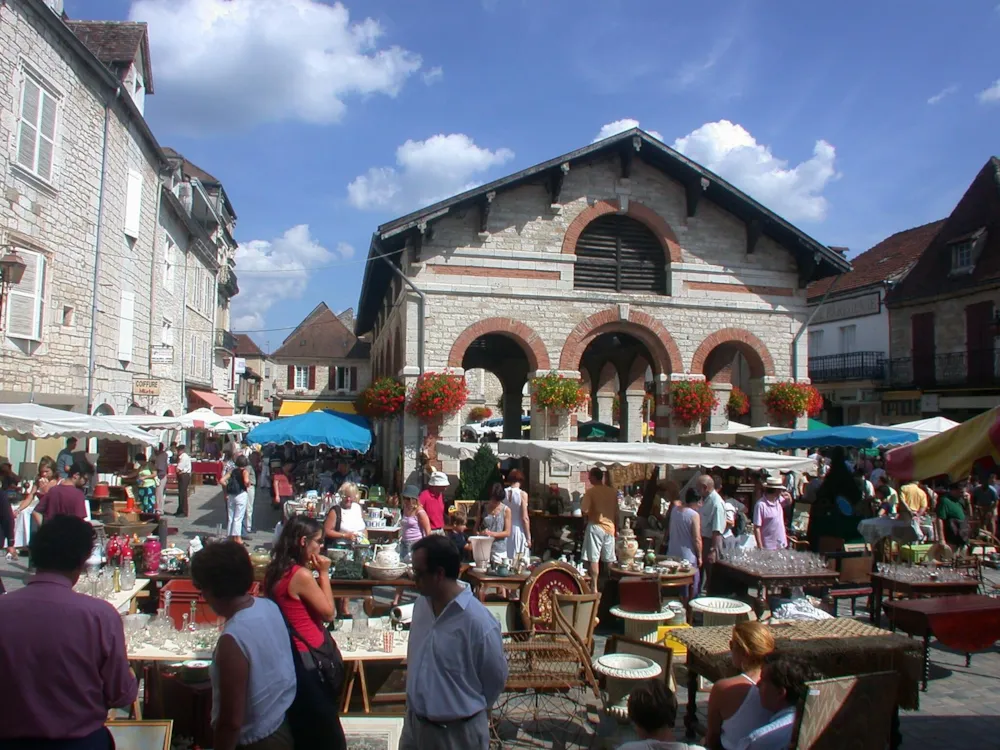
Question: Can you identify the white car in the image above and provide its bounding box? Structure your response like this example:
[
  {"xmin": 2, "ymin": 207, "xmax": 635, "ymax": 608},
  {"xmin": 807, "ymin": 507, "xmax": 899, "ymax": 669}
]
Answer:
[{"xmin": 461, "ymin": 417, "xmax": 503, "ymax": 442}]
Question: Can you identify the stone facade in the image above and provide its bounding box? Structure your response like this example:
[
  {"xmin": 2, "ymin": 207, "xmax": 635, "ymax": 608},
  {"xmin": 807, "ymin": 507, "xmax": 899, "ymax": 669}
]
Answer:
[{"xmin": 360, "ymin": 137, "xmax": 846, "ymax": 490}]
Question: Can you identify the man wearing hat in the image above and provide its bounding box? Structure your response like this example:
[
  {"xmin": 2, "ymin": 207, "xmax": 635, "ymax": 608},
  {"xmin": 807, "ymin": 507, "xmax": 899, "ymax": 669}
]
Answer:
[
  {"xmin": 420, "ymin": 471, "xmax": 449, "ymax": 535},
  {"xmin": 753, "ymin": 475, "xmax": 791, "ymax": 550}
]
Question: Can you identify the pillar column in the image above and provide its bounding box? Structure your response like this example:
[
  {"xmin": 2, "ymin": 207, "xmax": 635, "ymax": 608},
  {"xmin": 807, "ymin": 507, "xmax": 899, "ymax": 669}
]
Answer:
[
  {"xmin": 653, "ymin": 374, "xmax": 670, "ymax": 444},
  {"xmin": 623, "ymin": 389, "xmax": 646, "ymax": 442},
  {"xmin": 708, "ymin": 382, "xmax": 732, "ymax": 431},
  {"xmin": 749, "ymin": 378, "xmax": 767, "ymax": 427}
]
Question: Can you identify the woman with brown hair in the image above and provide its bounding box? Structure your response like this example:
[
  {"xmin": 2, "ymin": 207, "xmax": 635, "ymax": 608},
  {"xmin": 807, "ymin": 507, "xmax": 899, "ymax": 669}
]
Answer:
[
  {"xmin": 13, "ymin": 457, "xmax": 55, "ymax": 554},
  {"xmin": 504, "ymin": 468, "xmax": 531, "ymax": 560},
  {"xmin": 480, "ymin": 482, "xmax": 512, "ymax": 566},
  {"xmin": 704, "ymin": 621, "xmax": 777, "ymax": 750}
]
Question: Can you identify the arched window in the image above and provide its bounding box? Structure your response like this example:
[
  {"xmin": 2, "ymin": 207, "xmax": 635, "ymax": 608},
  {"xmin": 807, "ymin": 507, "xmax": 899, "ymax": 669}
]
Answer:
[{"xmin": 573, "ymin": 215, "xmax": 667, "ymax": 294}]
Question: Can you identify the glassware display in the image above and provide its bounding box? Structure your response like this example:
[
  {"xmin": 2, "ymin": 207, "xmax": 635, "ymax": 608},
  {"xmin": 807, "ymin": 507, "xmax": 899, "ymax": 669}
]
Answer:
[{"xmin": 718, "ymin": 547, "xmax": 829, "ymax": 576}]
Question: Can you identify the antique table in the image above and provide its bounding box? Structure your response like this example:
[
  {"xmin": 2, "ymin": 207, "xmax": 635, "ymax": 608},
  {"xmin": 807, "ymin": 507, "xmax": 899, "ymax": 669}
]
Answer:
[
  {"xmin": 709, "ymin": 559, "xmax": 840, "ymax": 617},
  {"xmin": 671, "ymin": 619, "xmax": 921, "ymax": 750},
  {"xmin": 465, "ymin": 567, "xmax": 530, "ymax": 602},
  {"xmin": 869, "ymin": 572, "xmax": 980, "ymax": 624},
  {"xmin": 610, "ymin": 565, "xmax": 697, "ymax": 609},
  {"xmin": 882, "ymin": 595, "xmax": 1000, "ymax": 691},
  {"xmin": 329, "ymin": 575, "xmax": 416, "ymax": 606}
]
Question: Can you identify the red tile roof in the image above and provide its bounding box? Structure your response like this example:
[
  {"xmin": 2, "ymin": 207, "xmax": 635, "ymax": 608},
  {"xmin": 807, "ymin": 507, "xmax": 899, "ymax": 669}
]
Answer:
[
  {"xmin": 885, "ymin": 158, "xmax": 1000, "ymax": 306},
  {"xmin": 272, "ymin": 303, "xmax": 371, "ymax": 361},
  {"xmin": 807, "ymin": 220, "xmax": 945, "ymax": 301},
  {"xmin": 233, "ymin": 333, "xmax": 265, "ymax": 358},
  {"xmin": 66, "ymin": 20, "xmax": 154, "ymax": 93}
]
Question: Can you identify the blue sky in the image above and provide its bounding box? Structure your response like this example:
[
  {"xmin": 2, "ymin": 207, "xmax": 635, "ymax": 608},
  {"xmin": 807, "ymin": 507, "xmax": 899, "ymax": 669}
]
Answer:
[{"xmin": 64, "ymin": 0, "xmax": 1000, "ymax": 351}]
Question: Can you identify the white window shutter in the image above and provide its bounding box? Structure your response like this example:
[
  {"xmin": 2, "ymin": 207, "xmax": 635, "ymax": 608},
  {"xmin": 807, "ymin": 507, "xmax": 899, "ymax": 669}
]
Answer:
[
  {"xmin": 124, "ymin": 169, "xmax": 143, "ymax": 238},
  {"xmin": 6, "ymin": 251, "xmax": 44, "ymax": 340},
  {"xmin": 16, "ymin": 77, "xmax": 40, "ymax": 172},
  {"xmin": 117, "ymin": 290, "xmax": 136, "ymax": 361},
  {"xmin": 36, "ymin": 90, "xmax": 56, "ymax": 181}
]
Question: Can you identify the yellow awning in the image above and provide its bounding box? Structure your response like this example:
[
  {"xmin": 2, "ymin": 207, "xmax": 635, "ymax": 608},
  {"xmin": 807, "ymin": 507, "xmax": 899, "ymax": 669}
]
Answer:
[{"xmin": 277, "ymin": 400, "xmax": 357, "ymax": 418}]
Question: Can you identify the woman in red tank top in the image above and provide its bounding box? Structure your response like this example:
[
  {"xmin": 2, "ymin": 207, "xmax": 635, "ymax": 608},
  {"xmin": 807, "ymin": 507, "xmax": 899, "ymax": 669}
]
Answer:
[{"xmin": 265, "ymin": 516, "xmax": 334, "ymax": 651}]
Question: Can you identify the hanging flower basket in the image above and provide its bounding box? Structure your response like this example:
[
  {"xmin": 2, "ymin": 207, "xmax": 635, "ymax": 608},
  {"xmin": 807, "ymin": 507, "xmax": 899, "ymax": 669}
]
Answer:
[
  {"xmin": 406, "ymin": 371, "xmax": 469, "ymax": 423},
  {"xmin": 530, "ymin": 372, "xmax": 588, "ymax": 411},
  {"xmin": 355, "ymin": 377, "xmax": 406, "ymax": 420},
  {"xmin": 467, "ymin": 406, "xmax": 493, "ymax": 423},
  {"xmin": 727, "ymin": 386, "xmax": 750, "ymax": 419},
  {"xmin": 764, "ymin": 382, "xmax": 819, "ymax": 426},
  {"xmin": 670, "ymin": 380, "xmax": 717, "ymax": 426}
]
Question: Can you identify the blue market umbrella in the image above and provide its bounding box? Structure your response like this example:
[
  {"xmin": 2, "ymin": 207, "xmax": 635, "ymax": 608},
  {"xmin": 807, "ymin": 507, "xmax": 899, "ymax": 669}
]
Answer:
[
  {"xmin": 246, "ymin": 410, "xmax": 372, "ymax": 452},
  {"xmin": 759, "ymin": 424, "xmax": 919, "ymax": 450}
]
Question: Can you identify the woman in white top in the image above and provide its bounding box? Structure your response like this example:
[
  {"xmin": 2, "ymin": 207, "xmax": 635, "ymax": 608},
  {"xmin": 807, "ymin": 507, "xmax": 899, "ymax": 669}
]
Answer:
[
  {"xmin": 191, "ymin": 540, "xmax": 296, "ymax": 750},
  {"xmin": 322, "ymin": 482, "xmax": 368, "ymax": 617},
  {"xmin": 504, "ymin": 468, "xmax": 531, "ymax": 560},
  {"xmin": 705, "ymin": 621, "xmax": 776, "ymax": 750},
  {"xmin": 13, "ymin": 457, "xmax": 55, "ymax": 552}
]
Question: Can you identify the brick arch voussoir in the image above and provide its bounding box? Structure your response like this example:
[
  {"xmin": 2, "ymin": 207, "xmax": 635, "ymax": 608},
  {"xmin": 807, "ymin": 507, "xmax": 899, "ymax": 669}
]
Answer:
[
  {"xmin": 558, "ymin": 309, "xmax": 683, "ymax": 376},
  {"xmin": 561, "ymin": 198, "xmax": 682, "ymax": 264},
  {"xmin": 690, "ymin": 328, "xmax": 776, "ymax": 380},
  {"xmin": 447, "ymin": 317, "xmax": 551, "ymax": 372}
]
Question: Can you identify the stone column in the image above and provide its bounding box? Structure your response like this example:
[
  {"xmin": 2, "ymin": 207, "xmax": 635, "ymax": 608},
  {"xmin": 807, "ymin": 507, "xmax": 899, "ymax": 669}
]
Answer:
[
  {"xmin": 653, "ymin": 374, "xmax": 670, "ymax": 444},
  {"xmin": 399, "ymin": 367, "xmax": 423, "ymax": 488},
  {"xmin": 623, "ymin": 389, "xmax": 646, "ymax": 442},
  {"xmin": 708, "ymin": 382, "xmax": 732, "ymax": 431},
  {"xmin": 749, "ymin": 378, "xmax": 768, "ymax": 427},
  {"xmin": 794, "ymin": 378, "xmax": 811, "ymax": 431}
]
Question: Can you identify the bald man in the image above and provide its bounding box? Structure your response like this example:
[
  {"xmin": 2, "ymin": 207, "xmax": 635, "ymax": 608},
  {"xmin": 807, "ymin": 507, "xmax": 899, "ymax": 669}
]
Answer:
[{"xmin": 696, "ymin": 474, "xmax": 726, "ymax": 594}]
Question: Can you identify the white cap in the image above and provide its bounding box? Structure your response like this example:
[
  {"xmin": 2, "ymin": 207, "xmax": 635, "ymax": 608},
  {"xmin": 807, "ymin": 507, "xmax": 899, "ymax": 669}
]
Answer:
[{"xmin": 428, "ymin": 471, "xmax": 449, "ymax": 487}]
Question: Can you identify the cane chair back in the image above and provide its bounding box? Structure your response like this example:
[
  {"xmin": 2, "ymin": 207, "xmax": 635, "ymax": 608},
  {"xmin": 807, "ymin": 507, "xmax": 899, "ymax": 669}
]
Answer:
[{"xmin": 520, "ymin": 560, "xmax": 587, "ymax": 633}]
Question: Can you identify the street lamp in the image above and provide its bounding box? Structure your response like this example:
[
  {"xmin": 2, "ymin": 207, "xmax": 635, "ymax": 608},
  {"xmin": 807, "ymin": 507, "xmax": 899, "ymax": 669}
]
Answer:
[{"xmin": 0, "ymin": 247, "xmax": 27, "ymax": 331}]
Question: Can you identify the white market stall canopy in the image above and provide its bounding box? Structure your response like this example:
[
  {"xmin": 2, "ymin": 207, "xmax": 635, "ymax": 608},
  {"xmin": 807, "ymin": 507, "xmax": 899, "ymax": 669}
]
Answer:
[
  {"xmin": 886, "ymin": 417, "xmax": 960, "ymax": 439},
  {"xmin": 436, "ymin": 440, "xmax": 514, "ymax": 461},
  {"xmin": 497, "ymin": 439, "xmax": 815, "ymax": 472},
  {"xmin": 107, "ymin": 409, "xmax": 267, "ymax": 432},
  {"xmin": 0, "ymin": 404, "xmax": 156, "ymax": 446}
]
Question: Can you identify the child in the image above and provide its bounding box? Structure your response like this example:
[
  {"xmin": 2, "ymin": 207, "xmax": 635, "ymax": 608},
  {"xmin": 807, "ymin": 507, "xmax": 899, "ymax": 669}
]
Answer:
[
  {"xmin": 447, "ymin": 510, "xmax": 472, "ymax": 562},
  {"xmin": 618, "ymin": 680, "xmax": 705, "ymax": 750}
]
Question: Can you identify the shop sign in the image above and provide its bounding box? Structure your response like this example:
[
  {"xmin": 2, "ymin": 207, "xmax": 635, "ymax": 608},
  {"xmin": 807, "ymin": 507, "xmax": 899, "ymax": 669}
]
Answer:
[
  {"xmin": 133, "ymin": 379, "xmax": 160, "ymax": 396},
  {"xmin": 810, "ymin": 292, "xmax": 881, "ymax": 325},
  {"xmin": 234, "ymin": 357, "xmax": 246, "ymax": 375},
  {"xmin": 920, "ymin": 394, "xmax": 940, "ymax": 413},
  {"xmin": 151, "ymin": 346, "xmax": 173, "ymax": 364}
]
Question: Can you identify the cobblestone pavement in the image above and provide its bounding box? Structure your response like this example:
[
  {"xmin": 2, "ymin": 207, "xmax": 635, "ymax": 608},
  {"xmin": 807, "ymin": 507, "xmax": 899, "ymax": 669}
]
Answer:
[{"xmin": 2, "ymin": 485, "xmax": 998, "ymax": 749}]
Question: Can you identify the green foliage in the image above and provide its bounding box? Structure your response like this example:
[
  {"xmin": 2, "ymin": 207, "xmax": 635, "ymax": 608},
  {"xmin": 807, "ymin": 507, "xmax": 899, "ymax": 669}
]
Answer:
[{"xmin": 456, "ymin": 443, "xmax": 502, "ymax": 501}]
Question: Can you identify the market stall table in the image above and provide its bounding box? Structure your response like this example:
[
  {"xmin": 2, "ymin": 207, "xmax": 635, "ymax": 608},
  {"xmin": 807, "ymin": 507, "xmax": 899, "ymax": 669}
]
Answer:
[
  {"xmin": 339, "ymin": 635, "xmax": 409, "ymax": 714},
  {"xmin": 190, "ymin": 460, "xmax": 223, "ymax": 485},
  {"xmin": 671, "ymin": 619, "xmax": 922, "ymax": 749},
  {"xmin": 609, "ymin": 604, "xmax": 678, "ymax": 643},
  {"xmin": 869, "ymin": 571, "xmax": 981, "ymax": 624},
  {"xmin": 105, "ymin": 578, "xmax": 150, "ymax": 614},
  {"xmin": 610, "ymin": 565, "xmax": 697, "ymax": 609},
  {"xmin": 882, "ymin": 595, "xmax": 1000, "ymax": 691},
  {"xmin": 465, "ymin": 567, "xmax": 530, "ymax": 602},
  {"xmin": 709, "ymin": 560, "xmax": 840, "ymax": 617}
]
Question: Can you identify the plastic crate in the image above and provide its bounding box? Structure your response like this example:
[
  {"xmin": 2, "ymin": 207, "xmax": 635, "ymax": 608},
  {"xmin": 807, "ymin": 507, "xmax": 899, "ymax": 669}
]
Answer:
[
  {"xmin": 159, "ymin": 579, "xmax": 260, "ymax": 629},
  {"xmin": 655, "ymin": 623, "xmax": 691, "ymax": 656},
  {"xmin": 899, "ymin": 544, "xmax": 933, "ymax": 564}
]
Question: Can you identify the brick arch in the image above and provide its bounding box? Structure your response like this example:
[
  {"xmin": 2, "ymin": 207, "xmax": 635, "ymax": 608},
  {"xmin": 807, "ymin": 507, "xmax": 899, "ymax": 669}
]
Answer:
[
  {"xmin": 690, "ymin": 328, "xmax": 776, "ymax": 380},
  {"xmin": 447, "ymin": 318, "xmax": 551, "ymax": 372},
  {"xmin": 561, "ymin": 198, "xmax": 682, "ymax": 264},
  {"xmin": 559, "ymin": 308, "xmax": 683, "ymax": 376}
]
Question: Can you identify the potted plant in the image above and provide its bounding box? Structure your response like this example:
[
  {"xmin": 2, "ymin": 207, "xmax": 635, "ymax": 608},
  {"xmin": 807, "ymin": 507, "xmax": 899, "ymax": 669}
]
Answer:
[
  {"xmin": 727, "ymin": 386, "xmax": 750, "ymax": 420},
  {"xmin": 764, "ymin": 382, "xmax": 818, "ymax": 426},
  {"xmin": 406, "ymin": 371, "xmax": 469, "ymax": 423},
  {"xmin": 530, "ymin": 372, "xmax": 588, "ymax": 411},
  {"xmin": 669, "ymin": 380, "xmax": 717, "ymax": 426},
  {"xmin": 467, "ymin": 406, "xmax": 493, "ymax": 423},
  {"xmin": 355, "ymin": 377, "xmax": 406, "ymax": 419}
]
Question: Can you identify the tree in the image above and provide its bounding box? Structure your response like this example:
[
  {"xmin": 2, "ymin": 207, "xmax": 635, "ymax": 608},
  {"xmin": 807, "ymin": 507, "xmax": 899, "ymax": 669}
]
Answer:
[{"xmin": 456, "ymin": 444, "xmax": 502, "ymax": 501}]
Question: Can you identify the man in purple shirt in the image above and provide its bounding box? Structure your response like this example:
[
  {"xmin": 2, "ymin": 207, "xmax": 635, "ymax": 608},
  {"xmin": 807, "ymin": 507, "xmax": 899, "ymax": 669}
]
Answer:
[
  {"xmin": 753, "ymin": 476, "xmax": 791, "ymax": 550},
  {"xmin": 33, "ymin": 460, "xmax": 92, "ymax": 525},
  {"xmin": 0, "ymin": 515, "xmax": 137, "ymax": 749}
]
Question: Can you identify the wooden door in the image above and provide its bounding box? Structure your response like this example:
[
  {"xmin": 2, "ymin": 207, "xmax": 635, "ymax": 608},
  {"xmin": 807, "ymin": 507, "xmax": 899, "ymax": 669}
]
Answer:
[
  {"xmin": 911, "ymin": 313, "xmax": 936, "ymax": 387},
  {"xmin": 966, "ymin": 301, "xmax": 995, "ymax": 386}
]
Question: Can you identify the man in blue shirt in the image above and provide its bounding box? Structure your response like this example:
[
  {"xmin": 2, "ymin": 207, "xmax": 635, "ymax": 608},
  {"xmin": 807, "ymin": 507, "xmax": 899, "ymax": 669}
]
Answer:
[
  {"xmin": 55, "ymin": 438, "xmax": 77, "ymax": 480},
  {"xmin": 738, "ymin": 654, "xmax": 817, "ymax": 750}
]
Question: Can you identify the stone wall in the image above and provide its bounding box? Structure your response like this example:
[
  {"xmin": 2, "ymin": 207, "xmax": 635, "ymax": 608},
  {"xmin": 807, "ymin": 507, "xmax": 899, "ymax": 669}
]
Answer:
[{"xmin": 889, "ymin": 287, "xmax": 999, "ymax": 361}]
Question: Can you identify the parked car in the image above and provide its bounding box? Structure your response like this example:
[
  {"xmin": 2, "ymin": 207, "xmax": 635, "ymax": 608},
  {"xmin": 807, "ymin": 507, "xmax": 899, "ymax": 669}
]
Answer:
[{"xmin": 461, "ymin": 416, "xmax": 531, "ymax": 442}]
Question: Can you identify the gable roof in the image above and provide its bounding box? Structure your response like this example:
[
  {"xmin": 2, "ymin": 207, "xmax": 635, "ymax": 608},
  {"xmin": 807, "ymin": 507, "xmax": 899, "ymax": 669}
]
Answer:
[
  {"xmin": 885, "ymin": 158, "xmax": 1000, "ymax": 306},
  {"xmin": 65, "ymin": 20, "xmax": 154, "ymax": 93},
  {"xmin": 272, "ymin": 303, "xmax": 371, "ymax": 361},
  {"xmin": 807, "ymin": 220, "xmax": 945, "ymax": 302},
  {"xmin": 162, "ymin": 147, "xmax": 220, "ymax": 185},
  {"xmin": 355, "ymin": 128, "xmax": 852, "ymax": 335},
  {"xmin": 233, "ymin": 333, "xmax": 265, "ymax": 358}
]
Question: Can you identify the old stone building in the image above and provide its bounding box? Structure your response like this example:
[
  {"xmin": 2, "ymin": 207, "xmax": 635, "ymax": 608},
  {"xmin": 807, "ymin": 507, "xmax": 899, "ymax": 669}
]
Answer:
[
  {"xmin": 233, "ymin": 333, "xmax": 274, "ymax": 417},
  {"xmin": 355, "ymin": 129, "xmax": 849, "ymax": 487}
]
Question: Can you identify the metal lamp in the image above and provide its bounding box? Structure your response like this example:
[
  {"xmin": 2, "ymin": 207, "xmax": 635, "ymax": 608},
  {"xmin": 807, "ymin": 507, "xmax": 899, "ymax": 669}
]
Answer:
[{"xmin": 0, "ymin": 247, "xmax": 28, "ymax": 330}]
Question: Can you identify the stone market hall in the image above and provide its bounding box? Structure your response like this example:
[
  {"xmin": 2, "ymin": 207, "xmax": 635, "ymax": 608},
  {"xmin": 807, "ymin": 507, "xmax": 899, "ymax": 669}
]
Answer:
[{"xmin": 354, "ymin": 129, "xmax": 849, "ymax": 486}]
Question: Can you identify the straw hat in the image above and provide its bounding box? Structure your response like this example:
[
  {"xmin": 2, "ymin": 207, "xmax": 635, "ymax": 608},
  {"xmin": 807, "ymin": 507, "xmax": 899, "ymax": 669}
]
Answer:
[
  {"xmin": 428, "ymin": 471, "xmax": 449, "ymax": 487},
  {"xmin": 764, "ymin": 476, "xmax": 785, "ymax": 490}
]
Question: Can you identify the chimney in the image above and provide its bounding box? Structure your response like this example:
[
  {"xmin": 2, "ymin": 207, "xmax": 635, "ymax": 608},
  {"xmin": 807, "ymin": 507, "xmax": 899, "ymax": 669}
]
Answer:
[
  {"xmin": 43, "ymin": 0, "xmax": 65, "ymax": 14},
  {"xmin": 829, "ymin": 246, "xmax": 849, "ymax": 257}
]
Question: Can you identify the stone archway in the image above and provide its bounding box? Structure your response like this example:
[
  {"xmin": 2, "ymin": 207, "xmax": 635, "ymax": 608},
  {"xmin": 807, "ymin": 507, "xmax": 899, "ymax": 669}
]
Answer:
[
  {"xmin": 559, "ymin": 308, "xmax": 683, "ymax": 377},
  {"xmin": 690, "ymin": 328, "xmax": 776, "ymax": 427},
  {"xmin": 561, "ymin": 198, "xmax": 683, "ymax": 264},
  {"xmin": 448, "ymin": 318, "xmax": 551, "ymax": 372}
]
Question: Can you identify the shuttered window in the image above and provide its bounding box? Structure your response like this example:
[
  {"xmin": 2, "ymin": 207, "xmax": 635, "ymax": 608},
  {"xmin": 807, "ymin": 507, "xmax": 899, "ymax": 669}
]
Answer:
[
  {"xmin": 117, "ymin": 290, "xmax": 136, "ymax": 361},
  {"xmin": 573, "ymin": 215, "xmax": 667, "ymax": 294},
  {"xmin": 16, "ymin": 71, "xmax": 57, "ymax": 182},
  {"xmin": 6, "ymin": 249, "xmax": 45, "ymax": 340},
  {"xmin": 124, "ymin": 169, "xmax": 143, "ymax": 238}
]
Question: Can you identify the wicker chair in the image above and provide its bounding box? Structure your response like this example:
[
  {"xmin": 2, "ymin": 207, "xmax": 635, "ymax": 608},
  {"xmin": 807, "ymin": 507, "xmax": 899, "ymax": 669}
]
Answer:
[
  {"xmin": 519, "ymin": 560, "xmax": 588, "ymax": 633},
  {"xmin": 553, "ymin": 592, "xmax": 601, "ymax": 654}
]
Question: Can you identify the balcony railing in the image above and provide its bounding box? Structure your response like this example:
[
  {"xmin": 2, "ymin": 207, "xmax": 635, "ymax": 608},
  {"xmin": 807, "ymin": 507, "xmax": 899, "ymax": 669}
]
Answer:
[
  {"xmin": 214, "ymin": 329, "xmax": 238, "ymax": 352},
  {"xmin": 808, "ymin": 351, "xmax": 886, "ymax": 382},
  {"xmin": 886, "ymin": 349, "xmax": 1000, "ymax": 389}
]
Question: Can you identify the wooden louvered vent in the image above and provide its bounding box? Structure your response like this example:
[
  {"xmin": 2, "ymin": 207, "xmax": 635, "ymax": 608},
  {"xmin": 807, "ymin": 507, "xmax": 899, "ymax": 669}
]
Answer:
[{"xmin": 573, "ymin": 215, "xmax": 667, "ymax": 294}]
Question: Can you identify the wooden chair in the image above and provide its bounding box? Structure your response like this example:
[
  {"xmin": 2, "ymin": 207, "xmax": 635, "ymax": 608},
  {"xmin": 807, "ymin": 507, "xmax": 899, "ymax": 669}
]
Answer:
[
  {"xmin": 519, "ymin": 560, "xmax": 588, "ymax": 633},
  {"xmin": 603, "ymin": 634, "xmax": 676, "ymax": 692},
  {"xmin": 790, "ymin": 671, "xmax": 899, "ymax": 750},
  {"xmin": 553, "ymin": 592, "xmax": 601, "ymax": 655},
  {"xmin": 817, "ymin": 536, "xmax": 846, "ymax": 555},
  {"xmin": 824, "ymin": 554, "xmax": 873, "ymax": 617}
]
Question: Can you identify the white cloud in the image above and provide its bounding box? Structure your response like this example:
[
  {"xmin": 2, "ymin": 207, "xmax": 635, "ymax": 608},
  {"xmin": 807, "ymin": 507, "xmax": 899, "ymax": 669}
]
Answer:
[
  {"xmin": 130, "ymin": 0, "xmax": 423, "ymax": 130},
  {"xmin": 347, "ymin": 134, "xmax": 515, "ymax": 211},
  {"xmin": 593, "ymin": 119, "xmax": 663, "ymax": 143},
  {"xmin": 927, "ymin": 85, "xmax": 958, "ymax": 105},
  {"xmin": 422, "ymin": 66, "xmax": 444, "ymax": 85},
  {"xmin": 977, "ymin": 79, "xmax": 1000, "ymax": 103},
  {"xmin": 673, "ymin": 120, "xmax": 837, "ymax": 222},
  {"xmin": 232, "ymin": 225, "xmax": 349, "ymax": 330}
]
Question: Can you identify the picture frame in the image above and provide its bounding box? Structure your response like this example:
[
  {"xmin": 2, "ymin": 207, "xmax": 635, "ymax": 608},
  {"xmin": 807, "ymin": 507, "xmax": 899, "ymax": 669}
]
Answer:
[
  {"xmin": 106, "ymin": 720, "xmax": 172, "ymax": 750},
  {"xmin": 549, "ymin": 459, "xmax": 571, "ymax": 478},
  {"xmin": 341, "ymin": 716, "xmax": 405, "ymax": 749}
]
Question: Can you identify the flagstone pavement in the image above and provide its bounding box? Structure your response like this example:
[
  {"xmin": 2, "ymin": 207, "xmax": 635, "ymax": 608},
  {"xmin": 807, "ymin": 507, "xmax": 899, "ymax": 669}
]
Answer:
[{"xmin": 2, "ymin": 484, "xmax": 998, "ymax": 749}]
